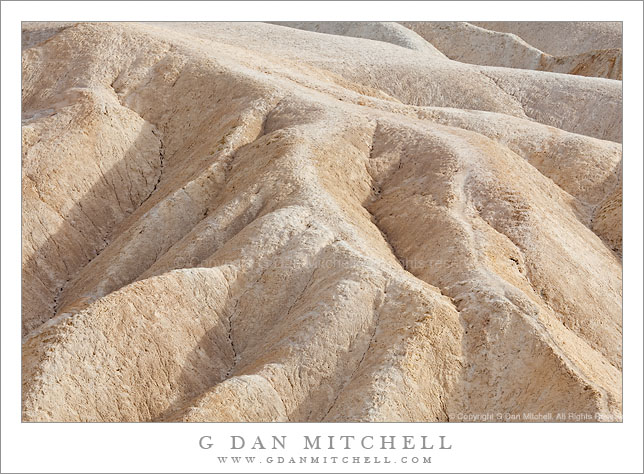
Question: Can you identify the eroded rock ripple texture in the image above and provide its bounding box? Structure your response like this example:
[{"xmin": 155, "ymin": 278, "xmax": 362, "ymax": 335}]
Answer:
[{"xmin": 21, "ymin": 22, "xmax": 622, "ymax": 422}]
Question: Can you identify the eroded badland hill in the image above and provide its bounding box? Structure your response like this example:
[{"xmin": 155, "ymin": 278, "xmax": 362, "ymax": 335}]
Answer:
[{"xmin": 22, "ymin": 22, "xmax": 622, "ymax": 422}]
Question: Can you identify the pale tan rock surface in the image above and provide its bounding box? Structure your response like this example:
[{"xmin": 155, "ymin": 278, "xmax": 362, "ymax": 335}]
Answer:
[
  {"xmin": 22, "ymin": 22, "xmax": 622, "ymax": 422},
  {"xmin": 471, "ymin": 22, "xmax": 622, "ymax": 57},
  {"xmin": 401, "ymin": 22, "xmax": 623, "ymax": 79}
]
